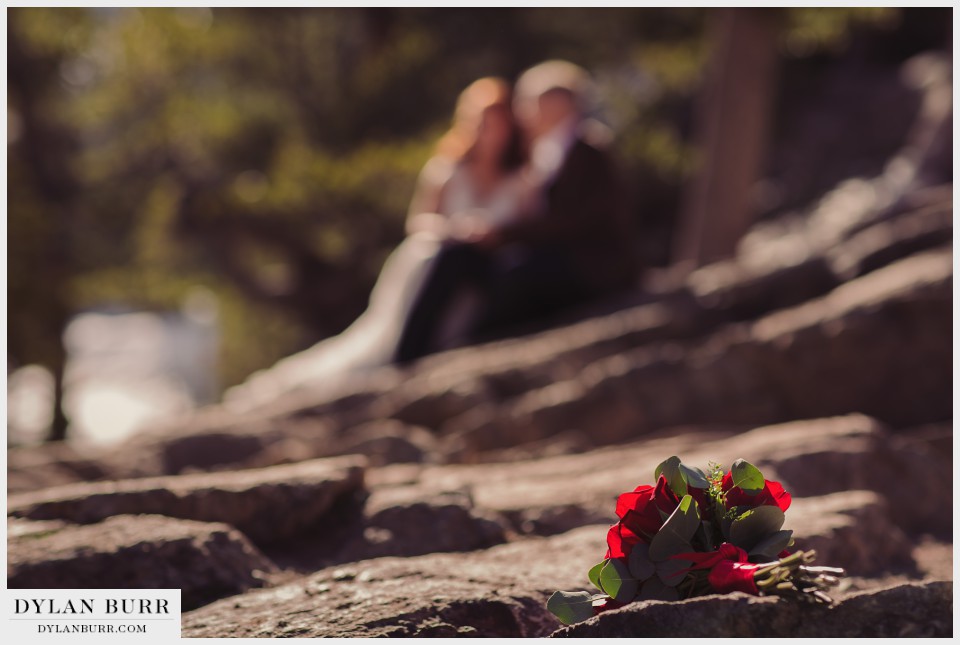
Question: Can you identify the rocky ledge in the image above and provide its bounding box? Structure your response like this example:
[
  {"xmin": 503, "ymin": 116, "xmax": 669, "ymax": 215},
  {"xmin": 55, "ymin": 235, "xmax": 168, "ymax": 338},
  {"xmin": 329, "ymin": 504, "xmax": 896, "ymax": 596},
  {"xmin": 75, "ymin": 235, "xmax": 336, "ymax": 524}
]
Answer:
[
  {"xmin": 7, "ymin": 412, "xmax": 952, "ymax": 634},
  {"xmin": 552, "ymin": 581, "xmax": 952, "ymax": 638},
  {"xmin": 5, "ymin": 172, "xmax": 952, "ymax": 637},
  {"xmin": 8, "ymin": 515, "xmax": 276, "ymax": 611}
]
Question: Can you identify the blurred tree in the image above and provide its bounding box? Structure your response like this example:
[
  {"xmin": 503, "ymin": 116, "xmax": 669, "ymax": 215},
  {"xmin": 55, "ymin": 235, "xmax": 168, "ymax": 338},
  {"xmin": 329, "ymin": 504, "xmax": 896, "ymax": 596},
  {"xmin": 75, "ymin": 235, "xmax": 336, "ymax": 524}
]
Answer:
[
  {"xmin": 673, "ymin": 8, "xmax": 782, "ymax": 270},
  {"xmin": 8, "ymin": 8, "xmax": 88, "ymax": 440},
  {"xmin": 672, "ymin": 7, "xmax": 905, "ymax": 269}
]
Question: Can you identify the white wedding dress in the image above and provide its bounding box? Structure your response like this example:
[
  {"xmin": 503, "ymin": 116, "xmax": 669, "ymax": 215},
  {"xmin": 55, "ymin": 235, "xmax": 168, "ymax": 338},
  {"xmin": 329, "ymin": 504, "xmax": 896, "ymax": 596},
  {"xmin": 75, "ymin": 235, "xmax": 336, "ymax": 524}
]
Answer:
[{"xmin": 223, "ymin": 159, "xmax": 533, "ymax": 411}]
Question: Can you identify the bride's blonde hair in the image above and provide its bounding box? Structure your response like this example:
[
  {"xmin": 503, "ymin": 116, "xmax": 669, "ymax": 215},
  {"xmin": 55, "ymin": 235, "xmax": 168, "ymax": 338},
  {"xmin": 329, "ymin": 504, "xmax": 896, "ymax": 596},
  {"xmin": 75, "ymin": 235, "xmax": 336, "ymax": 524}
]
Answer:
[{"xmin": 435, "ymin": 77, "xmax": 525, "ymax": 171}]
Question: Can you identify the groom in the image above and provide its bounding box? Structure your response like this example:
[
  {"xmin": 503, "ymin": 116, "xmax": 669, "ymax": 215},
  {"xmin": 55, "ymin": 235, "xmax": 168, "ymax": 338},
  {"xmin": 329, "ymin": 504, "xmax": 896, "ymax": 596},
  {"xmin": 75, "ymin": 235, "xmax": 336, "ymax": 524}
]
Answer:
[{"xmin": 395, "ymin": 60, "xmax": 637, "ymax": 363}]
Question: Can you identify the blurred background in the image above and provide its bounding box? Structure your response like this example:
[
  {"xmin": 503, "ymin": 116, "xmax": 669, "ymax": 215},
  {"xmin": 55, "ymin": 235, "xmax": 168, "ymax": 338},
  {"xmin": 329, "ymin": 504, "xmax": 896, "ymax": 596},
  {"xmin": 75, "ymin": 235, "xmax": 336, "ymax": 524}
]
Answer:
[{"xmin": 7, "ymin": 7, "xmax": 952, "ymax": 447}]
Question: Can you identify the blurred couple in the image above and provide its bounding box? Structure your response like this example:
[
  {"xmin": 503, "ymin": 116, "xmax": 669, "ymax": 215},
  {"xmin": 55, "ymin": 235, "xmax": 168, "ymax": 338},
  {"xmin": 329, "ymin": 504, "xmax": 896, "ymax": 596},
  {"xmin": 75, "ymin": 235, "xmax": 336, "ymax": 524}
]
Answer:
[
  {"xmin": 390, "ymin": 59, "xmax": 637, "ymax": 363},
  {"xmin": 227, "ymin": 61, "xmax": 636, "ymax": 406}
]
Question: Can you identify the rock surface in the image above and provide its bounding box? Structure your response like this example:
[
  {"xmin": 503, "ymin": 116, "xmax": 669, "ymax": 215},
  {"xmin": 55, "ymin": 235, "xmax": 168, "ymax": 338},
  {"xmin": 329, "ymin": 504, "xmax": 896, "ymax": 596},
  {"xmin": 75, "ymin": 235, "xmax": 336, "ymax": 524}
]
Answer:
[
  {"xmin": 3, "ymin": 169, "xmax": 952, "ymax": 637},
  {"xmin": 789, "ymin": 491, "xmax": 915, "ymax": 576},
  {"xmin": 8, "ymin": 515, "xmax": 277, "ymax": 611},
  {"xmin": 6, "ymin": 199, "xmax": 947, "ymax": 492},
  {"xmin": 298, "ymin": 414, "xmax": 927, "ymax": 580},
  {"xmin": 551, "ymin": 581, "xmax": 952, "ymax": 638},
  {"xmin": 7, "ymin": 414, "xmax": 945, "ymax": 614},
  {"xmin": 267, "ymin": 488, "xmax": 512, "ymax": 574},
  {"xmin": 440, "ymin": 246, "xmax": 951, "ymax": 459},
  {"xmin": 182, "ymin": 515, "xmax": 950, "ymax": 639},
  {"xmin": 7, "ymin": 441, "xmax": 113, "ymax": 494},
  {"xmin": 344, "ymin": 490, "xmax": 508, "ymax": 559},
  {"xmin": 8, "ymin": 456, "xmax": 366, "ymax": 544},
  {"xmin": 183, "ymin": 525, "xmax": 605, "ymax": 638},
  {"xmin": 365, "ymin": 414, "xmax": 946, "ymax": 539}
]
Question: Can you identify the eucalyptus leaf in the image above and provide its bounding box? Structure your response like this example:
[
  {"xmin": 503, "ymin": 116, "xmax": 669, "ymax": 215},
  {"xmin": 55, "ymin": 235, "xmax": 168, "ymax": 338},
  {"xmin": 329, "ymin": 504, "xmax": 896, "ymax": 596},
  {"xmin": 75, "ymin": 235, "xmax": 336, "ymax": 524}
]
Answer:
[
  {"xmin": 587, "ymin": 560, "xmax": 607, "ymax": 591},
  {"xmin": 653, "ymin": 456, "xmax": 675, "ymax": 481},
  {"xmin": 729, "ymin": 505, "xmax": 785, "ymax": 551},
  {"xmin": 638, "ymin": 576, "xmax": 681, "ymax": 602},
  {"xmin": 679, "ymin": 463, "xmax": 710, "ymax": 489},
  {"xmin": 655, "ymin": 558, "xmax": 690, "ymax": 587},
  {"xmin": 599, "ymin": 557, "xmax": 639, "ymax": 603},
  {"xmin": 698, "ymin": 520, "xmax": 716, "ymax": 552},
  {"xmin": 730, "ymin": 459, "xmax": 765, "ymax": 495},
  {"xmin": 627, "ymin": 543, "xmax": 656, "ymax": 581},
  {"xmin": 648, "ymin": 495, "xmax": 699, "ymax": 561},
  {"xmin": 546, "ymin": 590, "xmax": 596, "ymax": 625},
  {"xmin": 655, "ymin": 456, "xmax": 688, "ymax": 497},
  {"xmin": 748, "ymin": 529, "xmax": 794, "ymax": 561}
]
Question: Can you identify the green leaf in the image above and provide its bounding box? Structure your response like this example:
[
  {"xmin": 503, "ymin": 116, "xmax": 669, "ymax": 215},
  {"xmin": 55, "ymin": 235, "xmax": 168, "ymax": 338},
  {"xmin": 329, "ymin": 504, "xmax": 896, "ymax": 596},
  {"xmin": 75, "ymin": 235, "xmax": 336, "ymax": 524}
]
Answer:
[
  {"xmin": 655, "ymin": 456, "xmax": 688, "ymax": 497},
  {"xmin": 653, "ymin": 456, "xmax": 673, "ymax": 481},
  {"xmin": 729, "ymin": 505, "xmax": 785, "ymax": 551},
  {"xmin": 599, "ymin": 558, "xmax": 639, "ymax": 603},
  {"xmin": 730, "ymin": 459, "xmax": 765, "ymax": 495},
  {"xmin": 587, "ymin": 560, "xmax": 607, "ymax": 591},
  {"xmin": 679, "ymin": 463, "xmax": 710, "ymax": 489},
  {"xmin": 627, "ymin": 543, "xmax": 655, "ymax": 581},
  {"xmin": 648, "ymin": 495, "xmax": 700, "ymax": 561},
  {"xmin": 655, "ymin": 558, "xmax": 690, "ymax": 587},
  {"xmin": 638, "ymin": 576, "xmax": 681, "ymax": 602},
  {"xmin": 546, "ymin": 590, "xmax": 596, "ymax": 625},
  {"xmin": 748, "ymin": 529, "xmax": 794, "ymax": 561},
  {"xmin": 698, "ymin": 520, "xmax": 716, "ymax": 552}
]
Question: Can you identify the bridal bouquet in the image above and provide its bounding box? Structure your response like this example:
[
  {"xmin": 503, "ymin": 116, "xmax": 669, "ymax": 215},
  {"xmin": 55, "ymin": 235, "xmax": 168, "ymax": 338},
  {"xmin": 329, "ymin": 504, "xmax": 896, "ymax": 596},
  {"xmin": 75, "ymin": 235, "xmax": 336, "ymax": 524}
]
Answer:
[{"xmin": 547, "ymin": 457, "xmax": 845, "ymax": 625}]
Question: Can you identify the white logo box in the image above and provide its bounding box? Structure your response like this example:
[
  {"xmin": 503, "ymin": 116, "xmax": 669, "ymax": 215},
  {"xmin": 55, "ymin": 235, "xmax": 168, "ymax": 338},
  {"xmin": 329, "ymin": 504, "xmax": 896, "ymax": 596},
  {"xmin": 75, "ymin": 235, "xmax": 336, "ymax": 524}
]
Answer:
[{"xmin": 5, "ymin": 589, "xmax": 181, "ymax": 644}]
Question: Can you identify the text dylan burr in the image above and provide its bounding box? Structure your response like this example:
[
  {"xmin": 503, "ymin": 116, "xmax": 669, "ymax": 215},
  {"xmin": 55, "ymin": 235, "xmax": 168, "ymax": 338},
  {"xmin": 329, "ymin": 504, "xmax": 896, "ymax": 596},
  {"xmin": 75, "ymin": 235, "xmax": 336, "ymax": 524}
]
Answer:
[{"xmin": 14, "ymin": 599, "xmax": 170, "ymax": 615}]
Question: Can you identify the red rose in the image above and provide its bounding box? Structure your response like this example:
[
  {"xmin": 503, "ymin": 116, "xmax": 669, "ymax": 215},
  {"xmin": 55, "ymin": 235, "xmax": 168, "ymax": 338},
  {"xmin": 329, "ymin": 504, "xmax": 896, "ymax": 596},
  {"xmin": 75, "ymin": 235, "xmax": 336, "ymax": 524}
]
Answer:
[
  {"xmin": 616, "ymin": 476, "xmax": 680, "ymax": 541},
  {"xmin": 721, "ymin": 473, "xmax": 791, "ymax": 512},
  {"xmin": 605, "ymin": 476, "xmax": 681, "ymax": 560},
  {"xmin": 605, "ymin": 520, "xmax": 643, "ymax": 559}
]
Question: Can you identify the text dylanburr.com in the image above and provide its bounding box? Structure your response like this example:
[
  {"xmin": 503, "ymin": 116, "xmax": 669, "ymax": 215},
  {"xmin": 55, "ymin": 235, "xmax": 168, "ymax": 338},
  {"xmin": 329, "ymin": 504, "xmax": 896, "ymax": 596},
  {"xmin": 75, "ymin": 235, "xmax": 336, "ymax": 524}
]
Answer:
[{"xmin": 6, "ymin": 589, "xmax": 181, "ymax": 643}]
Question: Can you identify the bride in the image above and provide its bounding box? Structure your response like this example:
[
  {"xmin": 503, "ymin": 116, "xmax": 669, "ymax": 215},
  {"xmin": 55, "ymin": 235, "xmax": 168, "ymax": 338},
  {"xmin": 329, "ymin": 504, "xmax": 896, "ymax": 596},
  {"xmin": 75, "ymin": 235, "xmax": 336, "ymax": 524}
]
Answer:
[{"xmin": 224, "ymin": 77, "xmax": 536, "ymax": 410}]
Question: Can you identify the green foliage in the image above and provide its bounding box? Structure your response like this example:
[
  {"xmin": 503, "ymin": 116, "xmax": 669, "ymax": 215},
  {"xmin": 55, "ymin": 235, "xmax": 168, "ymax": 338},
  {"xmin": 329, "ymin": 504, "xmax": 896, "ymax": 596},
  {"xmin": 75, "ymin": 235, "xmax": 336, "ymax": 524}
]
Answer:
[
  {"xmin": 730, "ymin": 459, "xmax": 765, "ymax": 495},
  {"xmin": 679, "ymin": 463, "xmax": 710, "ymax": 489},
  {"xmin": 599, "ymin": 558, "xmax": 639, "ymax": 603},
  {"xmin": 546, "ymin": 590, "xmax": 596, "ymax": 626},
  {"xmin": 782, "ymin": 7, "xmax": 898, "ymax": 57},
  {"xmin": 749, "ymin": 529, "xmax": 795, "ymax": 562},
  {"xmin": 627, "ymin": 543, "xmax": 656, "ymax": 581},
  {"xmin": 587, "ymin": 561, "xmax": 607, "ymax": 592},
  {"xmin": 654, "ymin": 558, "xmax": 690, "ymax": 587},
  {"xmin": 648, "ymin": 494, "xmax": 699, "ymax": 561},
  {"xmin": 654, "ymin": 455, "xmax": 687, "ymax": 497},
  {"xmin": 729, "ymin": 506, "xmax": 786, "ymax": 552},
  {"xmin": 655, "ymin": 456, "xmax": 710, "ymax": 502},
  {"xmin": 638, "ymin": 576, "xmax": 681, "ymax": 602}
]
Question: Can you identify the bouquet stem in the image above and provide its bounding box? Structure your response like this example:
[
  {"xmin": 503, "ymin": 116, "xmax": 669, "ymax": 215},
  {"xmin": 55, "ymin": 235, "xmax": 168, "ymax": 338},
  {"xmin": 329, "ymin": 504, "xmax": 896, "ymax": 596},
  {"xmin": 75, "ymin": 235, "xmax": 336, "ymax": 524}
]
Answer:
[{"xmin": 753, "ymin": 550, "xmax": 845, "ymax": 604}]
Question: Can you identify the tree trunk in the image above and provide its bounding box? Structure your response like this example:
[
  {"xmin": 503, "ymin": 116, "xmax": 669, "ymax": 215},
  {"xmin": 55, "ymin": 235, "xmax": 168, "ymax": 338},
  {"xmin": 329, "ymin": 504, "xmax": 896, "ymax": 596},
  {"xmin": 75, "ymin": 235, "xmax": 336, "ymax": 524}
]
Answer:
[
  {"xmin": 47, "ymin": 348, "xmax": 70, "ymax": 443},
  {"xmin": 673, "ymin": 8, "xmax": 781, "ymax": 271},
  {"xmin": 9, "ymin": 10, "xmax": 79, "ymax": 442}
]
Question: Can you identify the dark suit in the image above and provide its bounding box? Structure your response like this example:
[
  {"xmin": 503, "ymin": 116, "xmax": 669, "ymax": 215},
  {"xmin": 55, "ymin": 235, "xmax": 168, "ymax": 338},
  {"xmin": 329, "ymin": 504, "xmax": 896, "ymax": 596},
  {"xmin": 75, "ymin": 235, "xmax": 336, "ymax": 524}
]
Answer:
[
  {"xmin": 497, "ymin": 136, "xmax": 636, "ymax": 294},
  {"xmin": 395, "ymin": 134, "xmax": 636, "ymax": 363}
]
